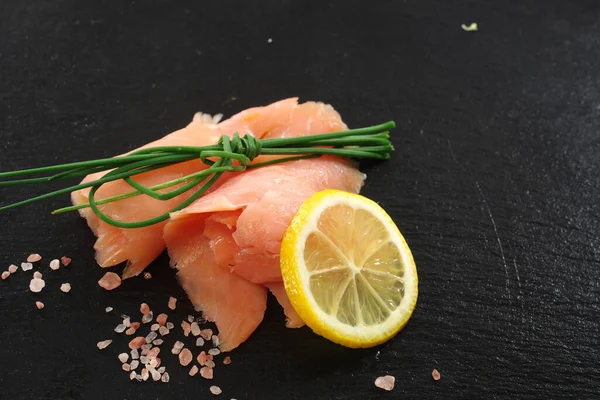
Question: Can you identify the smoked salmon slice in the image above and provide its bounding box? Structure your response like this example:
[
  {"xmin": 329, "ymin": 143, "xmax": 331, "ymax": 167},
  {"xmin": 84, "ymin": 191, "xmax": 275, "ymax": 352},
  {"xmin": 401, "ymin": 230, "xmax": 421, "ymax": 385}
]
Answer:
[{"xmin": 71, "ymin": 98, "xmax": 299, "ymax": 279}]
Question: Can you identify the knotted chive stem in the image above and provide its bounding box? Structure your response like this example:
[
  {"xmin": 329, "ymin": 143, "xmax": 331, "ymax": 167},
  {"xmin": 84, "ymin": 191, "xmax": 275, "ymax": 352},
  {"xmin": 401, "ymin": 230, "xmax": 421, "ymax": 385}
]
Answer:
[{"xmin": 0, "ymin": 121, "xmax": 395, "ymax": 228}]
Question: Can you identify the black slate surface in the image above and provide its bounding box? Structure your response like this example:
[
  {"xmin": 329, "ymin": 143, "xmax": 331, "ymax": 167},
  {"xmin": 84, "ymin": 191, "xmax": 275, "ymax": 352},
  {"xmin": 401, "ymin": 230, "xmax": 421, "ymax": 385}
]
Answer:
[{"xmin": 1, "ymin": 1, "xmax": 600, "ymax": 399}]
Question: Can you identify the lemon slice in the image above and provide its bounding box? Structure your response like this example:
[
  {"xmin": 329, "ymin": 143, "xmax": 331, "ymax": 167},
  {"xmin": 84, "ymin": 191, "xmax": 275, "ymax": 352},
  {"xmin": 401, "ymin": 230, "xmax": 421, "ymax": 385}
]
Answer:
[{"xmin": 280, "ymin": 189, "xmax": 418, "ymax": 348}]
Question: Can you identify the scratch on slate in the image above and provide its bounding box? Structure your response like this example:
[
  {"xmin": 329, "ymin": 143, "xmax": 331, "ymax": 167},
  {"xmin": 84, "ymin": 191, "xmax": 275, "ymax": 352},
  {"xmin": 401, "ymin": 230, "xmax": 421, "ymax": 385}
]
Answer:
[{"xmin": 448, "ymin": 140, "xmax": 512, "ymax": 302}]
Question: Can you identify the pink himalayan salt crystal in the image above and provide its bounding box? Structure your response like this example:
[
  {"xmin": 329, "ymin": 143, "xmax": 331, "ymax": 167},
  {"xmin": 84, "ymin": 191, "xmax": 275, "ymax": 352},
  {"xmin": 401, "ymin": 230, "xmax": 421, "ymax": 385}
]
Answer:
[
  {"xmin": 208, "ymin": 348, "xmax": 220, "ymax": 356},
  {"xmin": 143, "ymin": 272, "xmax": 152, "ymax": 280},
  {"xmin": 129, "ymin": 371, "xmax": 136, "ymax": 380},
  {"xmin": 161, "ymin": 372, "xmax": 169, "ymax": 383},
  {"xmin": 178, "ymin": 348, "xmax": 192, "ymax": 366},
  {"xmin": 168, "ymin": 296, "xmax": 177, "ymax": 310},
  {"xmin": 49, "ymin": 259, "xmax": 60, "ymax": 270},
  {"xmin": 151, "ymin": 369, "xmax": 161, "ymax": 381},
  {"xmin": 200, "ymin": 329, "xmax": 213, "ymax": 340},
  {"xmin": 105, "ymin": 306, "xmax": 113, "ymax": 313},
  {"xmin": 152, "ymin": 339, "xmax": 163, "ymax": 346},
  {"xmin": 189, "ymin": 365, "xmax": 199, "ymax": 376},
  {"xmin": 197, "ymin": 351, "xmax": 207, "ymax": 366},
  {"xmin": 122, "ymin": 363, "xmax": 131, "ymax": 372},
  {"xmin": 27, "ymin": 254, "xmax": 42, "ymax": 262},
  {"xmin": 200, "ymin": 367, "xmax": 213, "ymax": 380},
  {"xmin": 35, "ymin": 301, "xmax": 45, "ymax": 310},
  {"xmin": 118, "ymin": 353, "xmax": 129, "ymax": 363},
  {"xmin": 60, "ymin": 283, "xmax": 71, "ymax": 293},
  {"xmin": 190, "ymin": 322, "xmax": 201, "ymax": 337},
  {"xmin": 223, "ymin": 356, "xmax": 231, "ymax": 365},
  {"xmin": 432, "ymin": 369, "xmax": 441, "ymax": 381},
  {"xmin": 98, "ymin": 272, "xmax": 121, "ymax": 290},
  {"xmin": 148, "ymin": 347, "xmax": 160, "ymax": 359},
  {"xmin": 151, "ymin": 324, "xmax": 160, "ymax": 331},
  {"xmin": 188, "ymin": 315, "xmax": 195, "ymax": 323},
  {"xmin": 141, "ymin": 368, "xmax": 149, "ymax": 381},
  {"xmin": 61, "ymin": 256, "xmax": 72, "ymax": 266},
  {"xmin": 33, "ymin": 271, "xmax": 42, "ymax": 279},
  {"xmin": 374, "ymin": 375, "xmax": 395, "ymax": 391},
  {"xmin": 212, "ymin": 335, "xmax": 220, "ymax": 347},
  {"xmin": 141, "ymin": 311, "xmax": 153, "ymax": 324},
  {"xmin": 166, "ymin": 322, "xmax": 174, "ymax": 330},
  {"xmin": 128, "ymin": 337, "xmax": 146, "ymax": 350},
  {"xmin": 8, "ymin": 264, "xmax": 18, "ymax": 274},
  {"xmin": 156, "ymin": 313, "xmax": 168, "ymax": 326},
  {"xmin": 29, "ymin": 278, "xmax": 45, "ymax": 293},
  {"xmin": 96, "ymin": 340, "xmax": 112, "ymax": 350},
  {"xmin": 181, "ymin": 321, "xmax": 191, "ymax": 337},
  {"xmin": 205, "ymin": 360, "xmax": 215, "ymax": 368},
  {"xmin": 130, "ymin": 322, "xmax": 140, "ymax": 330},
  {"xmin": 140, "ymin": 303, "xmax": 150, "ymax": 315},
  {"xmin": 21, "ymin": 263, "xmax": 33, "ymax": 271},
  {"xmin": 1, "ymin": 271, "xmax": 9, "ymax": 280},
  {"xmin": 130, "ymin": 360, "xmax": 139, "ymax": 370},
  {"xmin": 173, "ymin": 341, "xmax": 184, "ymax": 350},
  {"xmin": 196, "ymin": 337, "xmax": 205, "ymax": 347},
  {"xmin": 158, "ymin": 326, "xmax": 169, "ymax": 336},
  {"xmin": 209, "ymin": 386, "xmax": 222, "ymax": 395}
]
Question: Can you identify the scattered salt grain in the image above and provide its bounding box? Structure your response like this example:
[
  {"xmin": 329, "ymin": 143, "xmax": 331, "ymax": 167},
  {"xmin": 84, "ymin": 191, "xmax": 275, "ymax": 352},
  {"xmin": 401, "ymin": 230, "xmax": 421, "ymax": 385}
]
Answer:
[
  {"xmin": 152, "ymin": 339, "xmax": 163, "ymax": 346},
  {"xmin": 130, "ymin": 360, "xmax": 139, "ymax": 370},
  {"xmin": 143, "ymin": 272, "xmax": 152, "ymax": 280},
  {"xmin": 156, "ymin": 313, "xmax": 168, "ymax": 326},
  {"xmin": 105, "ymin": 306, "xmax": 113, "ymax": 313},
  {"xmin": 267, "ymin": 38, "xmax": 273, "ymax": 43},
  {"xmin": 196, "ymin": 337, "xmax": 205, "ymax": 347},
  {"xmin": 61, "ymin": 256, "xmax": 72, "ymax": 266},
  {"xmin": 145, "ymin": 331, "xmax": 158, "ymax": 343},
  {"xmin": 168, "ymin": 296, "xmax": 177, "ymax": 310},
  {"xmin": 131, "ymin": 349, "xmax": 139, "ymax": 359},
  {"xmin": 29, "ymin": 278, "xmax": 45, "ymax": 292},
  {"xmin": 191, "ymin": 322, "xmax": 201, "ymax": 336},
  {"xmin": 161, "ymin": 372, "xmax": 170, "ymax": 383},
  {"xmin": 140, "ymin": 303, "xmax": 150, "ymax": 315},
  {"xmin": 205, "ymin": 360, "xmax": 216, "ymax": 368},
  {"xmin": 60, "ymin": 283, "xmax": 71, "ymax": 293},
  {"xmin": 432, "ymin": 369, "xmax": 441, "ymax": 381},
  {"xmin": 128, "ymin": 337, "xmax": 146, "ymax": 350},
  {"xmin": 148, "ymin": 347, "xmax": 160, "ymax": 359},
  {"xmin": 33, "ymin": 271, "xmax": 42, "ymax": 279},
  {"xmin": 142, "ymin": 311, "xmax": 154, "ymax": 324},
  {"xmin": 1, "ymin": 271, "xmax": 9, "ymax": 280},
  {"xmin": 118, "ymin": 353, "xmax": 129, "ymax": 363},
  {"xmin": 174, "ymin": 341, "xmax": 184, "ymax": 350},
  {"xmin": 166, "ymin": 322, "xmax": 174, "ymax": 330},
  {"xmin": 27, "ymin": 254, "xmax": 42, "ymax": 262},
  {"xmin": 159, "ymin": 326, "xmax": 169, "ymax": 336},
  {"xmin": 21, "ymin": 262, "xmax": 33, "ymax": 271},
  {"xmin": 151, "ymin": 369, "xmax": 161, "ymax": 381},
  {"xmin": 200, "ymin": 366, "xmax": 213, "ymax": 380},
  {"xmin": 98, "ymin": 272, "xmax": 121, "ymax": 291},
  {"xmin": 125, "ymin": 327, "xmax": 136, "ymax": 335},
  {"xmin": 8, "ymin": 264, "xmax": 18, "ymax": 273},
  {"xmin": 140, "ymin": 356, "xmax": 149, "ymax": 364},
  {"xmin": 200, "ymin": 329, "xmax": 213, "ymax": 340},
  {"xmin": 122, "ymin": 363, "xmax": 131, "ymax": 372},
  {"xmin": 130, "ymin": 321, "xmax": 140, "ymax": 330},
  {"xmin": 208, "ymin": 348, "xmax": 220, "ymax": 356},
  {"xmin": 188, "ymin": 315, "xmax": 195, "ymax": 323},
  {"xmin": 197, "ymin": 351, "xmax": 207, "ymax": 366},
  {"xmin": 151, "ymin": 324, "xmax": 160, "ymax": 331},
  {"xmin": 141, "ymin": 343, "xmax": 152, "ymax": 351},
  {"xmin": 181, "ymin": 321, "xmax": 191, "ymax": 337},
  {"xmin": 141, "ymin": 369, "xmax": 149, "ymax": 381},
  {"xmin": 374, "ymin": 375, "xmax": 395, "ymax": 391},
  {"xmin": 212, "ymin": 335, "xmax": 220, "ymax": 347},
  {"xmin": 150, "ymin": 358, "xmax": 161, "ymax": 368},
  {"xmin": 158, "ymin": 366, "xmax": 165, "ymax": 374},
  {"xmin": 129, "ymin": 371, "xmax": 136, "ymax": 380},
  {"xmin": 35, "ymin": 301, "xmax": 45, "ymax": 309},
  {"xmin": 49, "ymin": 259, "xmax": 60, "ymax": 270},
  {"xmin": 97, "ymin": 340, "xmax": 112, "ymax": 350},
  {"xmin": 210, "ymin": 385, "xmax": 222, "ymax": 395},
  {"xmin": 114, "ymin": 324, "xmax": 126, "ymax": 333},
  {"xmin": 223, "ymin": 356, "xmax": 231, "ymax": 365},
  {"xmin": 179, "ymin": 348, "xmax": 193, "ymax": 366},
  {"xmin": 189, "ymin": 365, "xmax": 199, "ymax": 376}
]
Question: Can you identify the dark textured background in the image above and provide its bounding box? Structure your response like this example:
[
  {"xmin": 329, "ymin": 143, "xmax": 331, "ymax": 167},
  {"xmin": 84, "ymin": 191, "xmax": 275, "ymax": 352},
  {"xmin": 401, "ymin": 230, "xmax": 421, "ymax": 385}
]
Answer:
[{"xmin": 1, "ymin": 1, "xmax": 600, "ymax": 399}]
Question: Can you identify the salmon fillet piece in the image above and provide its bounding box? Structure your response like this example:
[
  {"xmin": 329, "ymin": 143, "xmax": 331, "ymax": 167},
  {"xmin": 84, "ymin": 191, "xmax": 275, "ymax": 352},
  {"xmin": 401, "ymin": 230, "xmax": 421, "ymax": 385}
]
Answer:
[{"xmin": 71, "ymin": 98, "xmax": 298, "ymax": 278}]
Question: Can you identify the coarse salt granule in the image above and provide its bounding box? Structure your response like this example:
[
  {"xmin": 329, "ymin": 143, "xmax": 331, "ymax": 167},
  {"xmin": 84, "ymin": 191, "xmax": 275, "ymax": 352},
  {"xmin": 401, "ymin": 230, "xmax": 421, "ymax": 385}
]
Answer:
[
  {"xmin": 191, "ymin": 322, "xmax": 201, "ymax": 337},
  {"xmin": 208, "ymin": 348, "xmax": 220, "ymax": 356},
  {"xmin": 29, "ymin": 278, "xmax": 45, "ymax": 293},
  {"xmin": 130, "ymin": 360, "xmax": 139, "ymax": 370},
  {"xmin": 21, "ymin": 262, "xmax": 33, "ymax": 271},
  {"xmin": 151, "ymin": 324, "xmax": 160, "ymax": 331},
  {"xmin": 151, "ymin": 369, "xmax": 161, "ymax": 381},
  {"xmin": 200, "ymin": 329, "xmax": 213, "ymax": 340},
  {"xmin": 144, "ymin": 272, "xmax": 152, "ymax": 280},
  {"xmin": 35, "ymin": 301, "xmax": 45, "ymax": 310},
  {"xmin": 210, "ymin": 385, "xmax": 222, "ymax": 395},
  {"xmin": 49, "ymin": 259, "xmax": 60, "ymax": 270},
  {"xmin": 189, "ymin": 365, "xmax": 199, "ymax": 376},
  {"xmin": 159, "ymin": 326, "xmax": 169, "ymax": 336},
  {"xmin": 140, "ymin": 303, "xmax": 150, "ymax": 315},
  {"xmin": 130, "ymin": 322, "xmax": 140, "ymax": 330},
  {"xmin": 212, "ymin": 335, "xmax": 220, "ymax": 347},
  {"xmin": 98, "ymin": 272, "xmax": 121, "ymax": 290},
  {"xmin": 168, "ymin": 296, "xmax": 177, "ymax": 310},
  {"xmin": 166, "ymin": 322, "xmax": 174, "ymax": 330},
  {"xmin": 205, "ymin": 360, "xmax": 215, "ymax": 369},
  {"xmin": 156, "ymin": 313, "xmax": 168, "ymax": 326},
  {"xmin": 1, "ymin": 271, "xmax": 9, "ymax": 280},
  {"xmin": 128, "ymin": 337, "xmax": 146, "ymax": 350},
  {"xmin": 146, "ymin": 332, "xmax": 158, "ymax": 343},
  {"xmin": 114, "ymin": 324, "xmax": 126, "ymax": 333},
  {"xmin": 196, "ymin": 337, "xmax": 205, "ymax": 347},
  {"xmin": 179, "ymin": 348, "xmax": 192, "ymax": 366},
  {"xmin": 27, "ymin": 254, "xmax": 42, "ymax": 263},
  {"xmin": 125, "ymin": 327, "xmax": 136, "ymax": 335},
  {"xmin": 122, "ymin": 363, "xmax": 131, "ymax": 372},
  {"xmin": 374, "ymin": 375, "xmax": 395, "ymax": 391},
  {"xmin": 97, "ymin": 340, "xmax": 112, "ymax": 350},
  {"xmin": 432, "ymin": 369, "xmax": 441, "ymax": 381},
  {"xmin": 200, "ymin": 366, "xmax": 213, "ymax": 380},
  {"xmin": 188, "ymin": 315, "xmax": 195, "ymax": 323},
  {"xmin": 131, "ymin": 349, "xmax": 139, "ymax": 359},
  {"xmin": 223, "ymin": 356, "xmax": 231, "ymax": 365},
  {"xmin": 157, "ymin": 366, "xmax": 165, "ymax": 374},
  {"xmin": 129, "ymin": 371, "xmax": 136, "ymax": 380},
  {"xmin": 118, "ymin": 353, "xmax": 129, "ymax": 363},
  {"xmin": 152, "ymin": 339, "xmax": 163, "ymax": 346},
  {"xmin": 161, "ymin": 372, "xmax": 170, "ymax": 383},
  {"xmin": 61, "ymin": 256, "xmax": 72, "ymax": 266},
  {"xmin": 197, "ymin": 351, "xmax": 207, "ymax": 366},
  {"xmin": 141, "ymin": 368, "xmax": 149, "ymax": 381},
  {"xmin": 8, "ymin": 264, "xmax": 18, "ymax": 273},
  {"xmin": 60, "ymin": 283, "xmax": 71, "ymax": 293},
  {"xmin": 181, "ymin": 321, "xmax": 191, "ymax": 337},
  {"xmin": 105, "ymin": 306, "xmax": 113, "ymax": 313},
  {"xmin": 33, "ymin": 271, "xmax": 42, "ymax": 279},
  {"xmin": 142, "ymin": 311, "xmax": 154, "ymax": 324}
]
